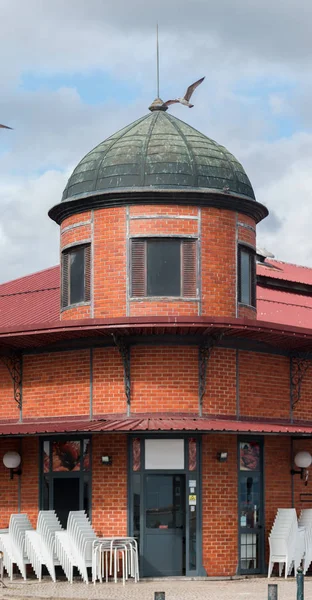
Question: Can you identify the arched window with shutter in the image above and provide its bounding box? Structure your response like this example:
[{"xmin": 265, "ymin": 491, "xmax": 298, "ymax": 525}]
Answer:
[
  {"xmin": 131, "ymin": 238, "xmax": 198, "ymax": 298},
  {"xmin": 61, "ymin": 243, "xmax": 91, "ymax": 308}
]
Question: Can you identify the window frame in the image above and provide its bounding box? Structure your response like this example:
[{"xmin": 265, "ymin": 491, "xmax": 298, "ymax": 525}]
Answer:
[
  {"xmin": 130, "ymin": 236, "xmax": 198, "ymax": 300},
  {"xmin": 61, "ymin": 242, "xmax": 91, "ymax": 309},
  {"xmin": 237, "ymin": 244, "xmax": 256, "ymax": 308}
]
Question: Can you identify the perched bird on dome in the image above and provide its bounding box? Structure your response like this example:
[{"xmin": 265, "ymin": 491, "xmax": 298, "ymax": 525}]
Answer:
[
  {"xmin": 0, "ymin": 124, "xmax": 12, "ymax": 129},
  {"xmin": 163, "ymin": 77, "xmax": 205, "ymax": 109}
]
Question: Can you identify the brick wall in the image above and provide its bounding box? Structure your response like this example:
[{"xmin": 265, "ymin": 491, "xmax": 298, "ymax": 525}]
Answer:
[
  {"xmin": 23, "ymin": 350, "xmax": 90, "ymax": 418},
  {"xmin": 131, "ymin": 345, "xmax": 199, "ymax": 413},
  {"xmin": 238, "ymin": 351, "xmax": 290, "ymax": 419},
  {"xmin": 203, "ymin": 348, "xmax": 237, "ymax": 415},
  {"xmin": 91, "ymin": 433, "xmax": 128, "ymax": 536},
  {"xmin": 264, "ymin": 437, "xmax": 292, "ymax": 562},
  {"xmin": 292, "ymin": 439, "xmax": 312, "ymax": 511},
  {"xmin": 201, "ymin": 208, "xmax": 236, "ymax": 317},
  {"xmin": 57, "ymin": 204, "xmax": 255, "ymax": 320},
  {"xmin": 5, "ymin": 345, "xmax": 312, "ymax": 424},
  {"xmin": 93, "ymin": 348, "xmax": 126, "ymax": 415},
  {"xmin": 202, "ymin": 434, "xmax": 238, "ymax": 575},
  {"xmin": 0, "ymin": 438, "xmax": 20, "ymax": 528},
  {"xmin": 0, "ymin": 361, "xmax": 19, "ymax": 420},
  {"xmin": 20, "ymin": 437, "xmax": 39, "ymax": 528},
  {"xmin": 93, "ymin": 207, "xmax": 127, "ymax": 318},
  {"xmin": 293, "ymin": 369, "xmax": 312, "ymax": 422}
]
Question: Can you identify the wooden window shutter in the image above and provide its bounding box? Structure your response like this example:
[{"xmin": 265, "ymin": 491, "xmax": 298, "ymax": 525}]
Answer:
[
  {"xmin": 131, "ymin": 239, "xmax": 146, "ymax": 297},
  {"xmin": 61, "ymin": 252, "xmax": 69, "ymax": 308},
  {"xmin": 181, "ymin": 240, "xmax": 197, "ymax": 297},
  {"xmin": 84, "ymin": 244, "xmax": 91, "ymax": 302}
]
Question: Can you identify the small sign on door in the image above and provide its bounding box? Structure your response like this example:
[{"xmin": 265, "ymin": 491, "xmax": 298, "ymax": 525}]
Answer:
[{"xmin": 189, "ymin": 494, "xmax": 196, "ymax": 506}]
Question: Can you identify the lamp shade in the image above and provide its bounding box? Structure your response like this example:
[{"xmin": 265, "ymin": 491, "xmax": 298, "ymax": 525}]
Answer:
[
  {"xmin": 3, "ymin": 451, "xmax": 21, "ymax": 469},
  {"xmin": 294, "ymin": 451, "xmax": 312, "ymax": 469}
]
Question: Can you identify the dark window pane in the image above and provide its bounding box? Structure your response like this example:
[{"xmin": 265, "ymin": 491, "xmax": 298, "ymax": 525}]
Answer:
[
  {"xmin": 189, "ymin": 504, "xmax": 197, "ymax": 570},
  {"xmin": 240, "ymin": 250, "xmax": 251, "ymax": 305},
  {"xmin": 146, "ymin": 475, "xmax": 185, "ymax": 529},
  {"xmin": 42, "ymin": 475, "xmax": 49, "ymax": 510},
  {"xmin": 84, "ymin": 474, "xmax": 90, "ymax": 516},
  {"xmin": 133, "ymin": 473, "xmax": 141, "ymax": 550},
  {"xmin": 53, "ymin": 478, "xmax": 80, "ymax": 528},
  {"xmin": 147, "ymin": 240, "xmax": 180, "ymax": 296},
  {"xmin": 70, "ymin": 247, "xmax": 85, "ymax": 304}
]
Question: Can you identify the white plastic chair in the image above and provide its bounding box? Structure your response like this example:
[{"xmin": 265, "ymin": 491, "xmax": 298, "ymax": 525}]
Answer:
[
  {"xmin": 268, "ymin": 508, "xmax": 299, "ymax": 578},
  {"xmin": 55, "ymin": 511, "xmax": 97, "ymax": 584},
  {"xmin": 25, "ymin": 510, "xmax": 63, "ymax": 581},
  {"xmin": 0, "ymin": 514, "xmax": 33, "ymax": 580},
  {"xmin": 299, "ymin": 509, "xmax": 312, "ymax": 574}
]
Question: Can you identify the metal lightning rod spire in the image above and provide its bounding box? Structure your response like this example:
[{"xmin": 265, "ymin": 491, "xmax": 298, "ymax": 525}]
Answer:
[{"xmin": 156, "ymin": 23, "xmax": 160, "ymax": 98}]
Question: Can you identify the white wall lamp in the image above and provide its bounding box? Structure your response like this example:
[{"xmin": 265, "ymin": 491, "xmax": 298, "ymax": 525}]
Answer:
[
  {"xmin": 217, "ymin": 451, "xmax": 228, "ymax": 463},
  {"xmin": 3, "ymin": 451, "xmax": 22, "ymax": 479},
  {"xmin": 101, "ymin": 455, "xmax": 112, "ymax": 466},
  {"xmin": 291, "ymin": 451, "xmax": 312, "ymax": 486}
]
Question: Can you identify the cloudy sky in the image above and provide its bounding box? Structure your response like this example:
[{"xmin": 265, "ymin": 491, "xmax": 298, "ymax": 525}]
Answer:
[{"xmin": 1, "ymin": 0, "xmax": 312, "ymax": 282}]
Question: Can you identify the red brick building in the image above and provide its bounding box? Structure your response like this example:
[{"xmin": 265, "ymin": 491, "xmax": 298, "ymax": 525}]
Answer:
[{"xmin": 0, "ymin": 104, "xmax": 312, "ymax": 577}]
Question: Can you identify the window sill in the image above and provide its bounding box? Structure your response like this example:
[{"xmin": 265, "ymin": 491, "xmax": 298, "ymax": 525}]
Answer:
[
  {"xmin": 130, "ymin": 297, "xmax": 199, "ymax": 302},
  {"xmin": 61, "ymin": 301, "xmax": 91, "ymax": 313}
]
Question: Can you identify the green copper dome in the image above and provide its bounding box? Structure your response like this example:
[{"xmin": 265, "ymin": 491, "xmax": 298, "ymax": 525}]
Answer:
[
  {"xmin": 49, "ymin": 110, "xmax": 268, "ymax": 224},
  {"xmin": 62, "ymin": 111, "xmax": 255, "ymax": 201}
]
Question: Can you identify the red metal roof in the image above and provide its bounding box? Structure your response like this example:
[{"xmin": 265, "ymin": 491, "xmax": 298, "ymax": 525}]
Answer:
[
  {"xmin": 257, "ymin": 259, "xmax": 312, "ymax": 286},
  {"xmin": 0, "ymin": 259, "xmax": 311, "ymax": 337},
  {"xmin": 257, "ymin": 287, "xmax": 312, "ymax": 328},
  {"xmin": 0, "ymin": 266, "xmax": 60, "ymax": 327},
  {"xmin": 0, "ymin": 415, "xmax": 312, "ymax": 436},
  {"xmin": 0, "ymin": 315, "xmax": 311, "ymax": 352}
]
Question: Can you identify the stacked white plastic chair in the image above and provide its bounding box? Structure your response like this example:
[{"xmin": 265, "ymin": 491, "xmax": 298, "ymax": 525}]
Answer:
[
  {"xmin": 92, "ymin": 537, "xmax": 139, "ymax": 584},
  {"xmin": 55, "ymin": 511, "xmax": 97, "ymax": 584},
  {"xmin": 299, "ymin": 508, "xmax": 312, "ymax": 574},
  {"xmin": 268, "ymin": 508, "xmax": 300, "ymax": 578},
  {"xmin": 0, "ymin": 514, "xmax": 33, "ymax": 580},
  {"xmin": 25, "ymin": 510, "xmax": 63, "ymax": 581}
]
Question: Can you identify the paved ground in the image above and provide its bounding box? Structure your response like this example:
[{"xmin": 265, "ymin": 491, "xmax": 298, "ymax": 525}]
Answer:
[{"xmin": 0, "ymin": 577, "xmax": 310, "ymax": 600}]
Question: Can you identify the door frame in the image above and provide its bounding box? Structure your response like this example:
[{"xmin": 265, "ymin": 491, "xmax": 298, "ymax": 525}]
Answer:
[
  {"xmin": 128, "ymin": 434, "xmax": 204, "ymax": 577},
  {"xmin": 143, "ymin": 472, "xmax": 186, "ymax": 576},
  {"xmin": 39, "ymin": 436, "xmax": 92, "ymax": 520},
  {"xmin": 237, "ymin": 436, "xmax": 265, "ymax": 575}
]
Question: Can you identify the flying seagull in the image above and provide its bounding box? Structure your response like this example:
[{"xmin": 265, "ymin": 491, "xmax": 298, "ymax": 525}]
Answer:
[
  {"xmin": 0, "ymin": 124, "xmax": 12, "ymax": 129},
  {"xmin": 163, "ymin": 77, "xmax": 205, "ymax": 108}
]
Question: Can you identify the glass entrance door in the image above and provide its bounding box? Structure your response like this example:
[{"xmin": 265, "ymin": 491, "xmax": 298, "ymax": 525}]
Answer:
[
  {"xmin": 143, "ymin": 474, "xmax": 186, "ymax": 576},
  {"xmin": 238, "ymin": 440, "xmax": 264, "ymax": 574}
]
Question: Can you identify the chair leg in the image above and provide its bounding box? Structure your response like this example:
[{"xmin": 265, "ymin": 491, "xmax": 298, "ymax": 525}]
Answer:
[{"xmin": 268, "ymin": 560, "xmax": 273, "ymax": 578}]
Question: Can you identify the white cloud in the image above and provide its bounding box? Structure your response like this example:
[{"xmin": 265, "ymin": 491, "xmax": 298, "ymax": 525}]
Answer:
[
  {"xmin": 0, "ymin": 0, "xmax": 312, "ymax": 282},
  {"xmin": 0, "ymin": 171, "xmax": 65, "ymax": 282}
]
